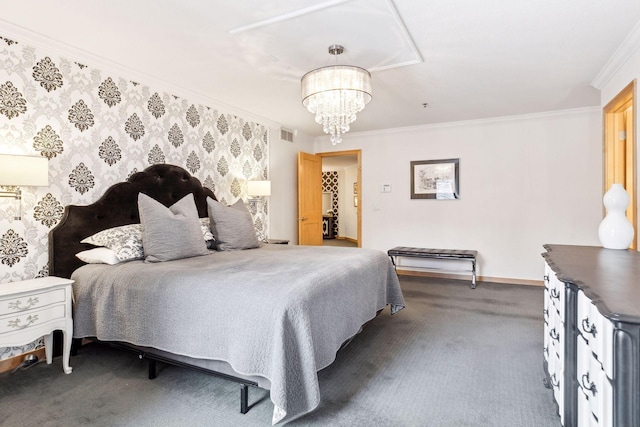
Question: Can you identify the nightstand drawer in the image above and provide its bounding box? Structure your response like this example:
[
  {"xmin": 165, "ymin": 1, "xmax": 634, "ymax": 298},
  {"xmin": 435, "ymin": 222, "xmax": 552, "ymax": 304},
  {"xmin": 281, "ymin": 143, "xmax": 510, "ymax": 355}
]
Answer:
[
  {"xmin": 0, "ymin": 288, "xmax": 65, "ymax": 316},
  {"xmin": 0, "ymin": 303, "xmax": 66, "ymax": 335}
]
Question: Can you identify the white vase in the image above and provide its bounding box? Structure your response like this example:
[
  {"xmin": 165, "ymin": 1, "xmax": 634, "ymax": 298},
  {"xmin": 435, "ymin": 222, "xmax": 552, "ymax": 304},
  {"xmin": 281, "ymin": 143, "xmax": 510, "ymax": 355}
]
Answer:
[{"xmin": 598, "ymin": 183, "xmax": 634, "ymax": 249}]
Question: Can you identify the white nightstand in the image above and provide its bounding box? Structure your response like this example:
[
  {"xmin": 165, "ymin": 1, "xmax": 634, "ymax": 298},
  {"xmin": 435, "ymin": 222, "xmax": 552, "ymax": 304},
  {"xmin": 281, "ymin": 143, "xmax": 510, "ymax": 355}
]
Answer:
[{"xmin": 0, "ymin": 276, "xmax": 74, "ymax": 374}]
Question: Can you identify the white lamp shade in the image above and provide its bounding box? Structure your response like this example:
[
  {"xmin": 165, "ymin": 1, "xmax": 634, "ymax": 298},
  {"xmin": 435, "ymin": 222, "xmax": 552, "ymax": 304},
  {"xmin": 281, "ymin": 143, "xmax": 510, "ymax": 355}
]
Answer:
[
  {"xmin": 247, "ymin": 180, "xmax": 271, "ymax": 197},
  {"xmin": 0, "ymin": 154, "xmax": 49, "ymax": 187}
]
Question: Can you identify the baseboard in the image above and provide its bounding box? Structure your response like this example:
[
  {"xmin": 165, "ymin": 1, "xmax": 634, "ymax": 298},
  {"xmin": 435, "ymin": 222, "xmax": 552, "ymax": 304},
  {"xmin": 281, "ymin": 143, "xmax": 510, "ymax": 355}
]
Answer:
[
  {"xmin": 0, "ymin": 347, "xmax": 47, "ymax": 374},
  {"xmin": 396, "ymin": 269, "xmax": 543, "ymax": 287},
  {"xmin": 336, "ymin": 236, "xmax": 358, "ymax": 243}
]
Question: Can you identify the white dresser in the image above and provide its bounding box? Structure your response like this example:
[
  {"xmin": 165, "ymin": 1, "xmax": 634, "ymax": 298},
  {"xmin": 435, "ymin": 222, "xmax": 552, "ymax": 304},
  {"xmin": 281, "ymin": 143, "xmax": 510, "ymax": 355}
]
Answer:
[
  {"xmin": 0, "ymin": 276, "xmax": 74, "ymax": 374},
  {"xmin": 543, "ymin": 245, "xmax": 640, "ymax": 427}
]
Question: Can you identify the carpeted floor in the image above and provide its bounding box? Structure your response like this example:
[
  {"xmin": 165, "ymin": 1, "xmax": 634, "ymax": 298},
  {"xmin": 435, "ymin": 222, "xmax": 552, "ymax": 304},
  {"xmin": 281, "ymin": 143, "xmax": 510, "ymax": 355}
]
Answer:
[
  {"xmin": 0, "ymin": 276, "xmax": 559, "ymax": 426},
  {"xmin": 322, "ymin": 238, "xmax": 358, "ymax": 247}
]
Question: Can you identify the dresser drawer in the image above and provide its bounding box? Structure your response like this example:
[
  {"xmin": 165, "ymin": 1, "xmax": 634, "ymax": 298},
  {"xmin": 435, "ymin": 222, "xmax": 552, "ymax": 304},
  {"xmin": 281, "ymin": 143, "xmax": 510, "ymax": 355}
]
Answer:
[
  {"xmin": 577, "ymin": 337, "xmax": 613, "ymax": 426},
  {"xmin": 544, "ymin": 288, "xmax": 550, "ymax": 323},
  {"xmin": 578, "ymin": 387, "xmax": 598, "ymax": 427},
  {"xmin": 548, "ymin": 272, "xmax": 565, "ymax": 321},
  {"xmin": 0, "ymin": 303, "xmax": 66, "ymax": 335},
  {"xmin": 0, "ymin": 288, "xmax": 65, "ymax": 316},
  {"xmin": 577, "ymin": 290, "xmax": 614, "ymax": 379}
]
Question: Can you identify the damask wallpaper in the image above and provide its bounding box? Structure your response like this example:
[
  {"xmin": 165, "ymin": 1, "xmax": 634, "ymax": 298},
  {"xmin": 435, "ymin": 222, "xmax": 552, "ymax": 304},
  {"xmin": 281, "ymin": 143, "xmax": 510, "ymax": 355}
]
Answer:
[
  {"xmin": 322, "ymin": 171, "xmax": 339, "ymax": 237},
  {"xmin": 0, "ymin": 35, "xmax": 270, "ymax": 359}
]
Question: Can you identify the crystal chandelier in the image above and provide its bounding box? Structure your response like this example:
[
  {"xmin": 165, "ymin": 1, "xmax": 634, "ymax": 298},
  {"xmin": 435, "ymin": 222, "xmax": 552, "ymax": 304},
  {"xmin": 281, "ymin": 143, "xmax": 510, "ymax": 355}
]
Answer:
[{"xmin": 301, "ymin": 45, "xmax": 372, "ymax": 145}]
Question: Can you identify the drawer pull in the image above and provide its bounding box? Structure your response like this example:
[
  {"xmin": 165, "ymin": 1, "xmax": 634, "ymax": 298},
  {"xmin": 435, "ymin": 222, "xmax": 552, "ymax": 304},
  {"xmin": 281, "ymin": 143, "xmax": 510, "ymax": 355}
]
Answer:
[
  {"xmin": 550, "ymin": 288, "xmax": 561, "ymax": 300},
  {"xmin": 8, "ymin": 297, "xmax": 39, "ymax": 311},
  {"xmin": 543, "ymin": 308, "xmax": 548, "ymax": 318},
  {"xmin": 581, "ymin": 318, "xmax": 597, "ymax": 338},
  {"xmin": 7, "ymin": 314, "xmax": 39, "ymax": 330},
  {"xmin": 550, "ymin": 328, "xmax": 560, "ymax": 341},
  {"xmin": 544, "ymin": 275, "xmax": 549, "ymax": 282},
  {"xmin": 581, "ymin": 372, "xmax": 597, "ymax": 396}
]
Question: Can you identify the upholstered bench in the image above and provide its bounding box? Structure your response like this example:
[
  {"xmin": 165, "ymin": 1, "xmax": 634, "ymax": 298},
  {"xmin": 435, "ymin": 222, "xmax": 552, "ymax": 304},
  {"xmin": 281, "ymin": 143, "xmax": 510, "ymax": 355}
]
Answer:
[{"xmin": 387, "ymin": 247, "xmax": 478, "ymax": 289}]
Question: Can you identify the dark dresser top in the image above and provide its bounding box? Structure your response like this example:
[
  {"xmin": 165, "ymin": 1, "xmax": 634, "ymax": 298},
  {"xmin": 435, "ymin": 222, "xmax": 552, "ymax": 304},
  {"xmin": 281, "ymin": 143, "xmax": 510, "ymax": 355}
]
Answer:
[{"xmin": 543, "ymin": 244, "xmax": 640, "ymax": 324}]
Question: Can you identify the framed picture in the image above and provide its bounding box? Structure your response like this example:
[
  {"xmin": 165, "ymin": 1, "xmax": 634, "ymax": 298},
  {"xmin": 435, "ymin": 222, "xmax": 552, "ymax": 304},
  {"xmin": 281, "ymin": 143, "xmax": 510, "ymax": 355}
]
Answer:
[{"xmin": 410, "ymin": 158, "xmax": 460, "ymax": 199}]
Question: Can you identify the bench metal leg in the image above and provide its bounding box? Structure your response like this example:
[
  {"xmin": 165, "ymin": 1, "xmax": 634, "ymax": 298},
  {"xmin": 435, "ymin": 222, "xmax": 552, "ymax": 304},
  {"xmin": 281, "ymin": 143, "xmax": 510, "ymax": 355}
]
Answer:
[
  {"xmin": 240, "ymin": 384, "xmax": 249, "ymax": 414},
  {"xmin": 148, "ymin": 359, "xmax": 157, "ymax": 380},
  {"xmin": 471, "ymin": 259, "xmax": 477, "ymax": 289}
]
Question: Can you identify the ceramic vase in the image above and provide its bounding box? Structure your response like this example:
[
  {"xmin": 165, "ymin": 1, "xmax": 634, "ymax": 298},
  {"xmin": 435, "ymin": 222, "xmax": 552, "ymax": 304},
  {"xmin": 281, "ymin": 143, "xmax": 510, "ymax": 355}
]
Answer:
[{"xmin": 598, "ymin": 183, "xmax": 634, "ymax": 249}]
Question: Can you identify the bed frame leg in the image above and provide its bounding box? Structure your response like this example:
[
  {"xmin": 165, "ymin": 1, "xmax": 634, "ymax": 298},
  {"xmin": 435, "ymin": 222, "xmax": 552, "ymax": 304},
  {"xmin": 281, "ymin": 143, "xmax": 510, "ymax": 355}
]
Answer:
[
  {"xmin": 148, "ymin": 359, "xmax": 157, "ymax": 380},
  {"xmin": 240, "ymin": 384, "xmax": 249, "ymax": 414},
  {"xmin": 71, "ymin": 338, "xmax": 82, "ymax": 356}
]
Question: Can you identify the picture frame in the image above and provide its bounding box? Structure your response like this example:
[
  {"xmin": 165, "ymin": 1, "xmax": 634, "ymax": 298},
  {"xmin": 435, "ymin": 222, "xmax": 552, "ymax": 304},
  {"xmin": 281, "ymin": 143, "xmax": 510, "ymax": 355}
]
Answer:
[{"xmin": 410, "ymin": 158, "xmax": 460, "ymax": 199}]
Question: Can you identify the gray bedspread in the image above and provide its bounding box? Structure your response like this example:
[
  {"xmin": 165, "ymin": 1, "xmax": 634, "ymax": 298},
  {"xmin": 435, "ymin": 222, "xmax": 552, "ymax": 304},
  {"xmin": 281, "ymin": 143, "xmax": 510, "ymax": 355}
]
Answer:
[{"xmin": 71, "ymin": 244, "xmax": 405, "ymax": 424}]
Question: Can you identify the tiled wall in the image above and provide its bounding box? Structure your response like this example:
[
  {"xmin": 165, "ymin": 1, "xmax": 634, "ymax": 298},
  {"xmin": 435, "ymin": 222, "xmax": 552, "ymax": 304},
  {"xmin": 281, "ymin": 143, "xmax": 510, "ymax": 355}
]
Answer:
[{"xmin": 0, "ymin": 35, "xmax": 269, "ymax": 359}]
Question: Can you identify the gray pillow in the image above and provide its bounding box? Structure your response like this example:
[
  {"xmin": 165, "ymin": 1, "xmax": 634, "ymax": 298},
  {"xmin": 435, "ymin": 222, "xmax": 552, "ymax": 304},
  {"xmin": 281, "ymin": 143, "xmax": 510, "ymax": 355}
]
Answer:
[
  {"xmin": 207, "ymin": 197, "xmax": 260, "ymax": 251},
  {"xmin": 138, "ymin": 193, "xmax": 209, "ymax": 262}
]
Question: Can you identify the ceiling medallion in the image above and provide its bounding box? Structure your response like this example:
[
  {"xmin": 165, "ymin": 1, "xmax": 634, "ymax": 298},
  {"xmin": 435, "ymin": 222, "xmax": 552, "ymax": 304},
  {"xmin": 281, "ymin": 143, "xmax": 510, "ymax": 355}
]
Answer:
[{"xmin": 301, "ymin": 45, "xmax": 372, "ymax": 145}]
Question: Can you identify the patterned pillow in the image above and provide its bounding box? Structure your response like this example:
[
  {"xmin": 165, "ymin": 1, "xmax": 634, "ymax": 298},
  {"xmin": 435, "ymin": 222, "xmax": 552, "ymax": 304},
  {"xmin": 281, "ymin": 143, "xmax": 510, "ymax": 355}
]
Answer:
[
  {"xmin": 199, "ymin": 217, "xmax": 216, "ymax": 248},
  {"xmin": 82, "ymin": 218, "xmax": 214, "ymax": 261},
  {"xmin": 81, "ymin": 224, "xmax": 144, "ymax": 261}
]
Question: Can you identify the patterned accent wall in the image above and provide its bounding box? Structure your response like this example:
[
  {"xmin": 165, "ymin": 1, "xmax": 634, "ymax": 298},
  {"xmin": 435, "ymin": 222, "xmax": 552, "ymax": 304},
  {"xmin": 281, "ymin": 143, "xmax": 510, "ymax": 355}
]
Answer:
[
  {"xmin": 0, "ymin": 36, "xmax": 269, "ymax": 359},
  {"xmin": 322, "ymin": 171, "xmax": 339, "ymax": 237}
]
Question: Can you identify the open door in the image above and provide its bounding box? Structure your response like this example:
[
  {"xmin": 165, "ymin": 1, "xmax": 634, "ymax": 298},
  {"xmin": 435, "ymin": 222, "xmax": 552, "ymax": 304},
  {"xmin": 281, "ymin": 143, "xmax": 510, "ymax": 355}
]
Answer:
[
  {"xmin": 604, "ymin": 80, "xmax": 636, "ymax": 249},
  {"xmin": 297, "ymin": 152, "xmax": 323, "ymax": 245}
]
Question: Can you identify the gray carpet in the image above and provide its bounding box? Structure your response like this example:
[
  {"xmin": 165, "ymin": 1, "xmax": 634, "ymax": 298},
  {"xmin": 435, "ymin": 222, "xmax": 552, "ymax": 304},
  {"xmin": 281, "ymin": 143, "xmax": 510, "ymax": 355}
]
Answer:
[{"xmin": 0, "ymin": 276, "xmax": 559, "ymax": 426}]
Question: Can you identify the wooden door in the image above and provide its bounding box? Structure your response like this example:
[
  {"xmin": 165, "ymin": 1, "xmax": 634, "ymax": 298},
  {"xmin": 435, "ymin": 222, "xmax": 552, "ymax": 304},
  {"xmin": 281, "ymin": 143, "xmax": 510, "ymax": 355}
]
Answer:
[
  {"xmin": 604, "ymin": 80, "xmax": 636, "ymax": 249},
  {"xmin": 297, "ymin": 152, "xmax": 323, "ymax": 245}
]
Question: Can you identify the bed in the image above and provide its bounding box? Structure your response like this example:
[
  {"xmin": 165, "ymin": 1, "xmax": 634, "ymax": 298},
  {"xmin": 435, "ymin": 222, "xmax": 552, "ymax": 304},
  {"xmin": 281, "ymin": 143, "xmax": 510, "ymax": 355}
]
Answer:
[{"xmin": 48, "ymin": 164, "xmax": 405, "ymax": 424}]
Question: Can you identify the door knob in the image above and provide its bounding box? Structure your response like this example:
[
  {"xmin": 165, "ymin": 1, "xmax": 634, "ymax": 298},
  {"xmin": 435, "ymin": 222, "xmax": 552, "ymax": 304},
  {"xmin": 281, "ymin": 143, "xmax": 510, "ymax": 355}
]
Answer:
[{"xmin": 298, "ymin": 217, "xmax": 307, "ymax": 221}]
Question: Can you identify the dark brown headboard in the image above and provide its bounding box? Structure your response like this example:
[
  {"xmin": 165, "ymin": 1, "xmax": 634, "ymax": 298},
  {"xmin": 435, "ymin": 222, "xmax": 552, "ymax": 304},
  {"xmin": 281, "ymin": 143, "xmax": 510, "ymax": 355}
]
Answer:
[{"xmin": 49, "ymin": 164, "xmax": 217, "ymax": 279}]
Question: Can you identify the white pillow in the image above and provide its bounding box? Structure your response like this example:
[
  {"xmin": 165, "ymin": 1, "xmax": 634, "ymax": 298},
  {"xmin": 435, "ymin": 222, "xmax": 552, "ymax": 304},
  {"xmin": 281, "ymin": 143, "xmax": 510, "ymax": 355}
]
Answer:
[{"xmin": 75, "ymin": 247, "xmax": 121, "ymax": 265}]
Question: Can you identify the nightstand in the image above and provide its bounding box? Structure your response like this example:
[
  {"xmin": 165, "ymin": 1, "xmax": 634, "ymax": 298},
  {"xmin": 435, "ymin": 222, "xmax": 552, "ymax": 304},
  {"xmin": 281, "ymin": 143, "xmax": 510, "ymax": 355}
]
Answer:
[
  {"xmin": 266, "ymin": 239, "xmax": 289, "ymax": 245},
  {"xmin": 0, "ymin": 276, "xmax": 74, "ymax": 374}
]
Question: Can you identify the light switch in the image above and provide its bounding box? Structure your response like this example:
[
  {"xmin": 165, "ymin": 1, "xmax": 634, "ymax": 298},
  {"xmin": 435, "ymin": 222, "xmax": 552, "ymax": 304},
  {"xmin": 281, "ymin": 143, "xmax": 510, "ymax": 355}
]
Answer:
[{"xmin": 380, "ymin": 184, "xmax": 391, "ymax": 193}]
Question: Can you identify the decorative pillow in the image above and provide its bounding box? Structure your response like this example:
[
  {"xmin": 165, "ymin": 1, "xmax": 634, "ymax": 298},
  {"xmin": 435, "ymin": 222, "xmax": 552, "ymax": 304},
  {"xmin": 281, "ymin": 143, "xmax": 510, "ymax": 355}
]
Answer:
[
  {"xmin": 75, "ymin": 247, "xmax": 122, "ymax": 265},
  {"xmin": 199, "ymin": 217, "xmax": 216, "ymax": 249},
  {"xmin": 207, "ymin": 197, "xmax": 260, "ymax": 251},
  {"xmin": 81, "ymin": 223, "xmax": 144, "ymax": 261},
  {"xmin": 138, "ymin": 193, "xmax": 209, "ymax": 262}
]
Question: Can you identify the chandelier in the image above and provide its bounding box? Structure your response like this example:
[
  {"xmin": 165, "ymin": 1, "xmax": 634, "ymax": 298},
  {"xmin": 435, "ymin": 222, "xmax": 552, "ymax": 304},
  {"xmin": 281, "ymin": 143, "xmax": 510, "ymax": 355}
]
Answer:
[{"xmin": 301, "ymin": 45, "xmax": 372, "ymax": 145}]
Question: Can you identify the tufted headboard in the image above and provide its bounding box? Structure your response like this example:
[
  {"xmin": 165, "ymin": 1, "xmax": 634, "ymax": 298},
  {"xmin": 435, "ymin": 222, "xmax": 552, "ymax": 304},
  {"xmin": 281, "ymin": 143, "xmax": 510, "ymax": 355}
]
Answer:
[{"xmin": 48, "ymin": 164, "xmax": 217, "ymax": 279}]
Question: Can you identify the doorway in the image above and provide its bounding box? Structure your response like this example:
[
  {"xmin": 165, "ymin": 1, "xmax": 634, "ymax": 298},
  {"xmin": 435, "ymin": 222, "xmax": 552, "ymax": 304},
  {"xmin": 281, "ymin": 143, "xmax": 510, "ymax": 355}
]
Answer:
[
  {"xmin": 603, "ymin": 80, "xmax": 636, "ymax": 249},
  {"xmin": 297, "ymin": 150, "xmax": 361, "ymax": 247},
  {"xmin": 320, "ymin": 151, "xmax": 360, "ymax": 247}
]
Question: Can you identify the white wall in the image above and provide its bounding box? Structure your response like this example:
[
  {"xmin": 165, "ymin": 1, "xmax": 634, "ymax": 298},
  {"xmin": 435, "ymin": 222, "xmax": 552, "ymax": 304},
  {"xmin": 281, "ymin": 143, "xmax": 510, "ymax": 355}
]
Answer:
[
  {"xmin": 269, "ymin": 130, "xmax": 314, "ymax": 244},
  {"xmin": 341, "ymin": 165, "xmax": 358, "ymax": 239},
  {"xmin": 311, "ymin": 108, "xmax": 603, "ymax": 281}
]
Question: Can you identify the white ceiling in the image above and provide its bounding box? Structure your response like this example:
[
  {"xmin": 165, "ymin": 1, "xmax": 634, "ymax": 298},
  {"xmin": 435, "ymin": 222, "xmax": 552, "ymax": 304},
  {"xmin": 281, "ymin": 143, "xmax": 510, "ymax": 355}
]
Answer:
[{"xmin": 1, "ymin": 0, "xmax": 640, "ymax": 138}]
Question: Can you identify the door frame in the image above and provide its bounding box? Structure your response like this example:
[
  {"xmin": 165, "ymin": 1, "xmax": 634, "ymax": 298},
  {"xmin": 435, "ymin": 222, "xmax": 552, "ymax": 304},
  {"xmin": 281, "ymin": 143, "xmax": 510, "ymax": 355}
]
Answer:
[
  {"xmin": 603, "ymin": 79, "xmax": 637, "ymax": 249},
  {"xmin": 317, "ymin": 150, "xmax": 362, "ymax": 247}
]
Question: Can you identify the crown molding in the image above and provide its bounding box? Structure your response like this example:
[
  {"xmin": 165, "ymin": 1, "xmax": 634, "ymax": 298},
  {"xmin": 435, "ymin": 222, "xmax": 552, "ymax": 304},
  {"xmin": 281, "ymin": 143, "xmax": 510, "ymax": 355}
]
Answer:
[
  {"xmin": 591, "ymin": 20, "xmax": 640, "ymax": 90},
  {"xmin": 0, "ymin": 19, "xmax": 282, "ymax": 129},
  {"xmin": 315, "ymin": 106, "xmax": 600, "ymax": 142}
]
